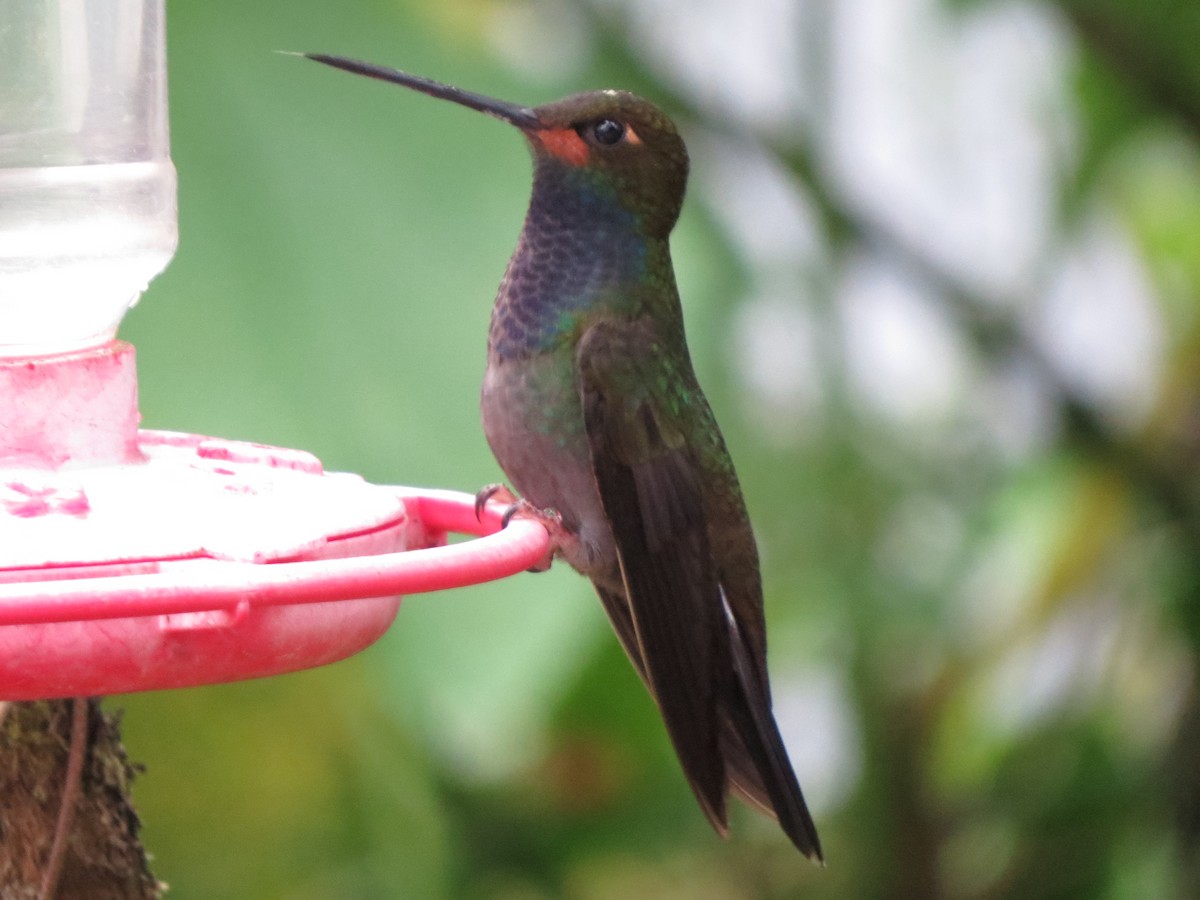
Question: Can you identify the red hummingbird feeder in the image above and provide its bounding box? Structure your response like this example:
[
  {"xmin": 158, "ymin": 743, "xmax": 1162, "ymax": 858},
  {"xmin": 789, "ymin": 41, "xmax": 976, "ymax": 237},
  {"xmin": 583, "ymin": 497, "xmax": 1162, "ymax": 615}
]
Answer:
[{"xmin": 0, "ymin": 3, "xmax": 548, "ymax": 701}]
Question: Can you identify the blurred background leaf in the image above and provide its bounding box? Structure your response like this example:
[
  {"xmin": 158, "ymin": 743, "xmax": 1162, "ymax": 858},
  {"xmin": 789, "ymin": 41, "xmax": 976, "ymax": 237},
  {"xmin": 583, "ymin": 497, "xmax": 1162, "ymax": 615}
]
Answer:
[{"xmin": 112, "ymin": 0, "xmax": 1200, "ymax": 896}]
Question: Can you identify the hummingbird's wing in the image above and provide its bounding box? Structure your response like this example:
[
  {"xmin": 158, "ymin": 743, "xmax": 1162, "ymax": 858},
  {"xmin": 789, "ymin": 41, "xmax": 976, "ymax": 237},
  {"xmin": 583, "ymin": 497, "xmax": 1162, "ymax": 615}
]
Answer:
[
  {"xmin": 577, "ymin": 318, "xmax": 823, "ymax": 861},
  {"xmin": 577, "ymin": 318, "xmax": 730, "ymax": 834}
]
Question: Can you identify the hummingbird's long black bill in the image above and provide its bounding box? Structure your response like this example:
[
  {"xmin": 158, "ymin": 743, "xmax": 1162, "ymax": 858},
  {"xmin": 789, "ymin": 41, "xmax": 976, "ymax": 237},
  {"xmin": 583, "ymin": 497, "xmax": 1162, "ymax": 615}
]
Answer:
[{"xmin": 302, "ymin": 53, "xmax": 542, "ymax": 130}]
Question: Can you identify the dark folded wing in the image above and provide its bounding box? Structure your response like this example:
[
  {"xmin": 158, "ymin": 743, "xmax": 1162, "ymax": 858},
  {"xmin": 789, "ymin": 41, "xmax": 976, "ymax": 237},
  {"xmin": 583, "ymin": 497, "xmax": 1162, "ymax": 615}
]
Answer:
[
  {"xmin": 577, "ymin": 317, "xmax": 822, "ymax": 861},
  {"xmin": 577, "ymin": 318, "xmax": 728, "ymax": 832}
]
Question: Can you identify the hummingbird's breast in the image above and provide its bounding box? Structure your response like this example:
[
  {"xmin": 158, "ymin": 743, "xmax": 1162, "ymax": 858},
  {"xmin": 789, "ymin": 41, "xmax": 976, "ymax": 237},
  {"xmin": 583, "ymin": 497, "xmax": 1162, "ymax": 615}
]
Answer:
[
  {"xmin": 481, "ymin": 350, "xmax": 617, "ymax": 574},
  {"xmin": 480, "ymin": 167, "xmax": 666, "ymax": 574},
  {"xmin": 487, "ymin": 170, "xmax": 649, "ymax": 361}
]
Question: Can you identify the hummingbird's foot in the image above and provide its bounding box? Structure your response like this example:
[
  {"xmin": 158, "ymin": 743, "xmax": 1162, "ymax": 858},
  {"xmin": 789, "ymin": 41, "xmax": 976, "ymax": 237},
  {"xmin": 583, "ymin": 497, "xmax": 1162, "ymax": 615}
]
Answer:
[
  {"xmin": 501, "ymin": 499, "xmax": 568, "ymax": 572},
  {"xmin": 474, "ymin": 483, "xmax": 518, "ymax": 521},
  {"xmin": 474, "ymin": 484, "xmax": 570, "ymax": 571}
]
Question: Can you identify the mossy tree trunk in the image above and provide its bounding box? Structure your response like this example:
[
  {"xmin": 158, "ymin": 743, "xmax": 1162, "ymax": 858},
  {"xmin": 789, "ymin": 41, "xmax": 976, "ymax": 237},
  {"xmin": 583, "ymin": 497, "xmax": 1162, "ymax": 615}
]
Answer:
[{"xmin": 0, "ymin": 699, "xmax": 161, "ymax": 900}]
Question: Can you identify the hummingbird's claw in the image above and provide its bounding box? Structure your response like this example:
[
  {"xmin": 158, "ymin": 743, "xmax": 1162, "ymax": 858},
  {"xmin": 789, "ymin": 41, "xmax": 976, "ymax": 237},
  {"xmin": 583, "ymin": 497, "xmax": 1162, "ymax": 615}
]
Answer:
[
  {"xmin": 474, "ymin": 484, "xmax": 559, "ymax": 570},
  {"xmin": 492, "ymin": 499, "xmax": 566, "ymax": 572},
  {"xmin": 474, "ymin": 483, "xmax": 518, "ymax": 521}
]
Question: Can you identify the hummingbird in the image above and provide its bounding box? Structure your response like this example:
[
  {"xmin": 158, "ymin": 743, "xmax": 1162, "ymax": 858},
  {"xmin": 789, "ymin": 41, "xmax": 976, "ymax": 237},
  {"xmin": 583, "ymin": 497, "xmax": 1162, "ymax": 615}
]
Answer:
[{"xmin": 304, "ymin": 53, "xmax": 822, "ymax": 861}]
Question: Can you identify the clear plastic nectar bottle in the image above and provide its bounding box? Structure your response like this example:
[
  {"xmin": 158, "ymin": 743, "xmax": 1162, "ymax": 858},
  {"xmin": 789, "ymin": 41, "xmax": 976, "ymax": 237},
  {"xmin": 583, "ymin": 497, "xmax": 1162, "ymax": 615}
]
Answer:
[{"xmin": 0, "ymin": 0, "xmax": 177, "ymax": 356}]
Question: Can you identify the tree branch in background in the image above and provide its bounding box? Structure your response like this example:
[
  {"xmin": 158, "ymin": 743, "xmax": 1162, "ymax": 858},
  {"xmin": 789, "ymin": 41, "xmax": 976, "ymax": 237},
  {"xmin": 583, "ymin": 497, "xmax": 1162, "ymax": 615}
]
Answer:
[{"xmin": 1058, "ymin": 1, "xmax": 1200, "ymax": 137}]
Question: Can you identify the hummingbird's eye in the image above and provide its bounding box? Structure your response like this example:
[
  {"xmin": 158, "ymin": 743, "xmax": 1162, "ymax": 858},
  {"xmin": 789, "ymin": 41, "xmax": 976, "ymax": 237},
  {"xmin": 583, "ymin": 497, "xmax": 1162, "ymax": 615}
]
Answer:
[{"xmin": 590, "ymin": 118, "xmax": 626, "ymax": 146}]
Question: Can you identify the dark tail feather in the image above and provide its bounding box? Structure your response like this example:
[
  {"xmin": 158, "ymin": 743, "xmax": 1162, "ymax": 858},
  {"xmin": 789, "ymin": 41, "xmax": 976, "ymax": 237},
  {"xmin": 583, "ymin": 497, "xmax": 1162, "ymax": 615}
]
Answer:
[
  {"xmin": 722, "ymin": 618, "xmax": 823, "ymax": 861},
  {"xmin": 594, "ymin": 576, "xmax": 820, "ymax": 858}
]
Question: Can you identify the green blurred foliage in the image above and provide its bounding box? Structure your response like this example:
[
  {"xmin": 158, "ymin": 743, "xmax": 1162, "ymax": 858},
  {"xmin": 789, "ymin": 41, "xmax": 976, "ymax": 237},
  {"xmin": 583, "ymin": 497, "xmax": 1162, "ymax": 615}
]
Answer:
[{"xmin": 102, "ymin": 0, "xmax": 1200, "ymax": 897}]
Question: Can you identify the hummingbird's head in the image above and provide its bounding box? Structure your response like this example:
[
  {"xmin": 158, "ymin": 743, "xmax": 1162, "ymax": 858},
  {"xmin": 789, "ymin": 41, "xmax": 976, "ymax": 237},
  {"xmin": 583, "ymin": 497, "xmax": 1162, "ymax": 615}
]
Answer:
[
  {"xmin": 527, "ymin": 90, "xmax": 689, "ymax": 238},
  {"xmin": 302, "ymin": 55, "xmax": 689, "ymax": 238}
]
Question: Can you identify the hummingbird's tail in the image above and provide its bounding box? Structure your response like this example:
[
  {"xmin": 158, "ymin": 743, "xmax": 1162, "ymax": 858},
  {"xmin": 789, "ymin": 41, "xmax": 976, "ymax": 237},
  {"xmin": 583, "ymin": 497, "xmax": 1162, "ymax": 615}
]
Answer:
[
  {"xmin": 593, "ymin": 576, "xmax": 823, "ymax": 861},
  {"xmin": 719, "ymin": 602, "xmax": 824, "ymax": 861}
]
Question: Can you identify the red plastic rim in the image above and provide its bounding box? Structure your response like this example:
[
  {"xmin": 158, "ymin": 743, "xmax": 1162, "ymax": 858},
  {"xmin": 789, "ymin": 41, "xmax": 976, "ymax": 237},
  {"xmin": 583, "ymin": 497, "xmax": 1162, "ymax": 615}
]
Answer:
[{"xmin": 0, "ymin": 487, "xmax": 550, "ymax": 627}]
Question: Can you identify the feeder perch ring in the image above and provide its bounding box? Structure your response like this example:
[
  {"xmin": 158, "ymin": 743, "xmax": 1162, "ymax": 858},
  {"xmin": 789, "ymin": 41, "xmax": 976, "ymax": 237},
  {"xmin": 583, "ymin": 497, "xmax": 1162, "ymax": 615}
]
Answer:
[{"xmin": 0, "ymin": 483, "xmax": 550, "ymax": 700}]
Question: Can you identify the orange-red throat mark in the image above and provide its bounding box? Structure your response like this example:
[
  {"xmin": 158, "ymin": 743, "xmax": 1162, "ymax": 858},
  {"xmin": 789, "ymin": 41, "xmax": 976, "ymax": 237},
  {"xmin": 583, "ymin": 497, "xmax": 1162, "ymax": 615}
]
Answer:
[{"xmin": 536, "ymin": 128, "xmax": 589, "ymax": 166}]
